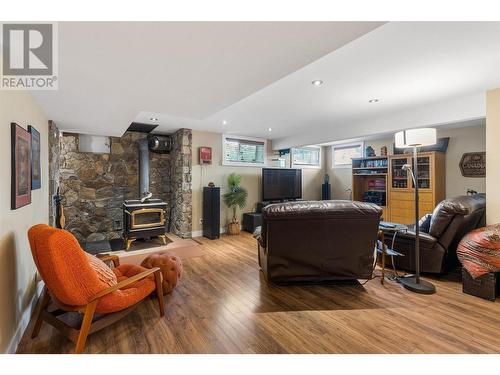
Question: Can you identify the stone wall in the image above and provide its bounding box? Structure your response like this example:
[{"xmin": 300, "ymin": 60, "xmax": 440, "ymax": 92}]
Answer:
[
  {"xmin": 48, "ymin": 120, "xmax": 60, "ymax": 227},
  {"xmin": 170, "ymin": 129, "xmax": 193, "ymax": 238},
  {"xmin": 58, "ymin": 131, "xmax": 172, "ymax": 242}
]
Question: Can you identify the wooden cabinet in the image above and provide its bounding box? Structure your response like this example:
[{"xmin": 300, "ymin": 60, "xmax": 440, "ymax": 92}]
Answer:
[
  {"xmin": 388, "ymin": 152, "xmax": 445, "ymax": 225},
  {"xmin": 352, "ymin": 152, "xmax": 445, "ymax": 225}
]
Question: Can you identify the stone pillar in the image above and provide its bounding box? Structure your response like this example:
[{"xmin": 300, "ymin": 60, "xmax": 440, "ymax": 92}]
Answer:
[
  {"xmin": 486, "ymin": 89, "xmax": 500, "ymax": 224},
  {"xmin": 48, "ymin": 120, "xmax": 60, "ymax": 227},
  {"xmin": 170, "ymin": 129, "xmax": 193, "ymax": 238}
]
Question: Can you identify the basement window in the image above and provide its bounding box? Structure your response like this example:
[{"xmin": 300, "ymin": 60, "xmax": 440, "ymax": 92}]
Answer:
[
  {"xmin": 222, "ymin": 134, "xmax": 267, "ymax": 166},
  {"xmin": 291, "ymin": 146, "xmax": 321, "ymax": 168},
  {"xmin": 332, "ymin": 142, "xmax": 364, "ymax": 167}
]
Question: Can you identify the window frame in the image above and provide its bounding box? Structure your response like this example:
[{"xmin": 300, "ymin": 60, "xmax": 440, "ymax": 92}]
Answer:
[
  {"xmin": 291, "ymin": 146, "xmax": 322, "ymax": 169},
  {"xmin": 221, "ymin": 134, "xmax": 268, "ymax": 167},
  {"xmin": 331, "ymin": 142, "xmax": 364, "ymax": 168}
]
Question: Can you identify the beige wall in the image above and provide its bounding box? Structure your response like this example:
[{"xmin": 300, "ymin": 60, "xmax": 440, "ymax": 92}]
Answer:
[
  {"xmin": 0, "ymin": 91, "xmax": 49, "ymax": 353},
  {"xmin": 326, "ymin": 124, "xmax": 486, "ymax": 200},
  {"xmin": 191, "ymin": 131, "xmax": 325, "ymax": 234},
  {"xmin": 486, "ymin": 89, "xmax": 500, "ymax": 224}
]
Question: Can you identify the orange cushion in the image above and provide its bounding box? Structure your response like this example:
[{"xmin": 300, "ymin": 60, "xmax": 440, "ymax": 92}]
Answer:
[
  {"xmin": 85, "ymin": 253, "xmax": 117, "ymax": 287},
  {"xmin": 96, "ymin": 264, "xmax": 155, "ymax": 313}
]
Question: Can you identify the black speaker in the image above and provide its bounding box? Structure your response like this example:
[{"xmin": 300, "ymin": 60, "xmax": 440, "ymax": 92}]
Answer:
[
  {"xmin": 321, "ymin": 183, "xmax": 331, "ymax": 200},
  {"xmin": 203, "ymin": 187, "xmax": 220, "ymax": 240}
]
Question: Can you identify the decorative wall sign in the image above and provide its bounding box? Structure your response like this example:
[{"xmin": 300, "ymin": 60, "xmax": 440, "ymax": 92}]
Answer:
[
  {"xmin": 199, "ymin": 146, "xmax": 212, "ymax": 164},
  {"xmin": 11, "ymin": 123, "xmax": 32, "ymax": 209},
  {"xmin": 28, "ymin": 125, "xmax": 41, "ymax": 189},
  {"xmin": 460, "ymin": 152, "xmax": 486, "ymax": 178}
]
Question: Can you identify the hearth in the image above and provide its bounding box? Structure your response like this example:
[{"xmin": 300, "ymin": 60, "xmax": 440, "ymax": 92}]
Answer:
[{"xmin": 123, "ymin": 199, "xmax": 168, "ymax": 250}]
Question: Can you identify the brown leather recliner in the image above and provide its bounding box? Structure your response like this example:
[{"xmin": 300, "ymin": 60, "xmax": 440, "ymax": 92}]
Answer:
[
  {"xmin": 255, "ymin": 200, "xmax": 382, "ymax": 283},
  {"xmin": 386, "ymin": 194, "xmax": 486, "ymax": 274}
]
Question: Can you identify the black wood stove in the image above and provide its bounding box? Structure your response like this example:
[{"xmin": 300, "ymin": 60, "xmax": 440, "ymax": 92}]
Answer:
[{"xmin": 122, "ymin": 199, "xmax": 168, "ymax": 250}]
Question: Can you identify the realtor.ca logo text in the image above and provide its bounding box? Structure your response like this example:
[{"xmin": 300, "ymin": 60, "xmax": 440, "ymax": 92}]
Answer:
[{"xmin": 1, "ymin": 22, "xmax": 58, "ymax": 90}]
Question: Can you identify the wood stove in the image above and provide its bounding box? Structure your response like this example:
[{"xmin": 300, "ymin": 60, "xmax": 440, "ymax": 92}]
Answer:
[
  {"xmin": 122, "ymin": 137, "xmax": 172, "ymax": 250},
  {"xmin": 123, "ymin": 199, "xmax": 168, "ymax": 250}
]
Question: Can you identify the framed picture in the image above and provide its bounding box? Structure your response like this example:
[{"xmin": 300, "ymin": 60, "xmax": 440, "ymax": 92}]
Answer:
[
  {"xmin": 11, "ymin": 123, "xmax": 32, "ymax": 209},
  {"xmin": 199, "ymin": 146, "xmax": 212, "ymax": 164},
  {"xmin": 28, "ymin": 125, "xmax": 41, "ymax": 189}
]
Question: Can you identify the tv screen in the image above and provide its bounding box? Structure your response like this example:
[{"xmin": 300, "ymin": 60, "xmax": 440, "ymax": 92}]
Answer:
[{"xmin": 262, "ymin": 168, "xmax": 302, "ymax": 201}]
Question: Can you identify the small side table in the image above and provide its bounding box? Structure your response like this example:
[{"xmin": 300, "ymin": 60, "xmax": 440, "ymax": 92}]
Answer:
[
  {"xmin": 377, "ymin": 222, "xmax": 407, "ymax": 284},
  {"xmin": 242, "ymin": 212, "xmax": 262, "ymax": 233}
]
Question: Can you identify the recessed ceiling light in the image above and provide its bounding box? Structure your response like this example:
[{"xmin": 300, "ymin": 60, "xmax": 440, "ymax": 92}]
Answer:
[
  {"xmin": 368, "ymin": 99, "xmax": 379, "ymax": 103},
  {"xmin": 268, "ymin": 127, "xmax": 272, "ymax": 132},
  {"xmin": 222, "ymin": 120, "xmax": 228, "ymax": 125},
  {"xmin": 311, "ymin": 80, "xmax": 324, "ymax": 86},
  {"xmin": 150, "ymin": 117, "xmax": 158, "ymax": 121}
]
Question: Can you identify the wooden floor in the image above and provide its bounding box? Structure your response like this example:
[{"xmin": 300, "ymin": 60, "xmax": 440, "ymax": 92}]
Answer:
[{"xmin": 17, "ymin": 233, "xmax": 500, "ymax": 354}]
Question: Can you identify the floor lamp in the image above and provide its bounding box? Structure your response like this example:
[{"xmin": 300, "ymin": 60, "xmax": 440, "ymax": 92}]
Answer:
[{"xmin": 394, "ymin": 128, "xmax": 437, "ymax": 294}]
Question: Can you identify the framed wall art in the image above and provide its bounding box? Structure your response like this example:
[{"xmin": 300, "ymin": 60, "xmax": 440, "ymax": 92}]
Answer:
[
  {"xmin": 199, "ymin": 146, "xmax": 212, "ymax": 164},
  {"xmin": 11, "ymin": 123, "xmax": 32, "ymax": 209},
  {"xmin": 28, "ymin": 125, "xmax": 41, "ymax": 189}
]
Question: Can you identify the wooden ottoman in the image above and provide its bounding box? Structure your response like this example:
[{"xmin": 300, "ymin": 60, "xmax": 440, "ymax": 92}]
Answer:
[{"xmin": 141, "ymin": 252, "xmax": 183, "ymax": 294}]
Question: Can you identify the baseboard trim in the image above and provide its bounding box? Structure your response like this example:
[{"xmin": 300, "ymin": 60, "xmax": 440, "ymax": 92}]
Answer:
[
  {"xmin": 191, "ymin": 227, "xmax": 227, "ymax": 238},
  {"xmin": 6, "ymin": 281, "xmax": 44, "ymax": 354}
]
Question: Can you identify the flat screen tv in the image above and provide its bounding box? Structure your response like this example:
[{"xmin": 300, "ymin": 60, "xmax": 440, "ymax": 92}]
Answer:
[{"xmin": 262, "ymin": 168, "xmax": 302, "ymax": 201}]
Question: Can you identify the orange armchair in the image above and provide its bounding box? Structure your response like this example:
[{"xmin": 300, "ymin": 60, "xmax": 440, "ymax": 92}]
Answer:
[{"xmin": 27, "ymin": 224, "xmax": 164, "ymax": 353}]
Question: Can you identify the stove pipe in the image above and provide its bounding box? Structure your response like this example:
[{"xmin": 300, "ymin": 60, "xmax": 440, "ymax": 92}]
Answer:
[{"xmin": 138, "ymin": 138, "xmax": 150, "ymax": 197}]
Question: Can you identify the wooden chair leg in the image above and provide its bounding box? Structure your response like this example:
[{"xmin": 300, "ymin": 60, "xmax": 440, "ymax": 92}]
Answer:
[
  {"xmin": 75, "ymin": 300, "xmax": 97, "ymax": 354},
  {"xmin": 31, "ymin": 287, "xmax": 50, "ymax": 339},
  {"xmin": 154, "ymin": 270, "xmax": 165, "ymax": 317}
]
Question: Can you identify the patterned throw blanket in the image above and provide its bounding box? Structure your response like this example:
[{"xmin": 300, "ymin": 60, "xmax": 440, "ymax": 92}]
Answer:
[{"xmin": 457, "ymin": 224, "xmax": 500, "ymax": 278}]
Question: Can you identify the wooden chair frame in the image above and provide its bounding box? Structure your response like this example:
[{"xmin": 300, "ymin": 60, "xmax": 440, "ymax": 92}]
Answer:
[{"xmin": 30, "ymin": 255, "xmax": 164, "ymax": 353}]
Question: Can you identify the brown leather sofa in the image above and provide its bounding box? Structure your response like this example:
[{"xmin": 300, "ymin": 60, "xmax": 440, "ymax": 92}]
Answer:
[
  {"xmin": 385, "ymin": 194, "xmax": 486, "ymax": 274},
  {"xmin": 254, "ymin": 200, "xmax": 382, "ymax": 283}
]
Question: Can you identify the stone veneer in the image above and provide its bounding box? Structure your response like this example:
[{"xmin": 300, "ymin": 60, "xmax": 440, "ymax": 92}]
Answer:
[
  {"xmin": 48, "ymin": 120, "xmax": 60, "ymax": 227},
  {"xmin": 170, "ymin": 129, "xmax": 193, "ymax": 237},
  {"xmin": 57, "ymin": 130, "xmax": 183, "ymax": 242}
]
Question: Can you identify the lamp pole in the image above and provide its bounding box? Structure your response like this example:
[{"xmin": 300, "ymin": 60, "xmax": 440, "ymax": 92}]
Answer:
[
  {"xmin": 413, "ymin": 145, "xmax": 420, "ymax": 284},
  {"xmin": 398, "ymin": 146, "xmax": 435, "ymax": 294}
]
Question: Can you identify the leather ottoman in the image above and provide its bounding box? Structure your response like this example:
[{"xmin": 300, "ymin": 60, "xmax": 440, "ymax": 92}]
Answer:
[{"xmin": 141, "ymin": 252, "xmax": 183, "ymax": 294}]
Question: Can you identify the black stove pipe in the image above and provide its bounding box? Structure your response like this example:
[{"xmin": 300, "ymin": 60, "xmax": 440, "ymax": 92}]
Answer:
[{"xmin": 138, "ymin": 138, "xmax": 150, "ymax": 197}]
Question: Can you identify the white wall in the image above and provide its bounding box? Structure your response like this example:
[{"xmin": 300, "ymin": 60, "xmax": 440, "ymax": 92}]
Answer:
[
  {"xmin": 0, "ymin": 91, "xmax": 49, "ymax": 353},
  {"xmin": 191, "ymin": 131, "xmax": 325, "ymax": 235},
  {"xmin": 326, "ymin": 124, "xmax": 486, "ymax": 200},
  {"xmin": 486, "ymin": 89, "xmax": 500, "ymax": 224}
]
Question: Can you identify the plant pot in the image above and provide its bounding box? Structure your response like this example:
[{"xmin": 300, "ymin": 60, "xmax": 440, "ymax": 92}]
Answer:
[{"xmin": 227, "ymin": 222, "xmax": 240, "ymax": 235}]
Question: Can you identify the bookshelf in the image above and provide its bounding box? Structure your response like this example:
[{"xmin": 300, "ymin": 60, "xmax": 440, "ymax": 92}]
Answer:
[{"xmin": 352, "ymin": 152, "xmax": 445, "ymax": 224}]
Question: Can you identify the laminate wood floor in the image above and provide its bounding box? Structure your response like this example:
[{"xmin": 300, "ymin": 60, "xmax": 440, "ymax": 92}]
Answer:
[{"xmin": 16, "ymin": 233, "xmax": 500, "ymax": 354}]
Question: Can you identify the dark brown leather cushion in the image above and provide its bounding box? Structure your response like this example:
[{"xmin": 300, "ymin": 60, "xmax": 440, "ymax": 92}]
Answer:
[
  {"xmin": 263, "ymin": 200, "xmax": 382, "ymax": 220},
  {"xmin": 429, "ymin": 200, "xmax": 468, "ymax": 238}
]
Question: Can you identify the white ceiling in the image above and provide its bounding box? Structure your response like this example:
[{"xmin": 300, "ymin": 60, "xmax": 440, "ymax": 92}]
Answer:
[
  {"xmin": 29, "ymin": 21, "xmax": 382, "ymax": 137},
  {"xmin": 28, "ymin": 22, "xmax": 500, "ymax": 147}
]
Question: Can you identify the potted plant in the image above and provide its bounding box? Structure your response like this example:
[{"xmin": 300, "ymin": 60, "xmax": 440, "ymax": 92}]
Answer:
[{"xmin": 222, "ymin": 173, "xmax": 248, "ymax": 235}]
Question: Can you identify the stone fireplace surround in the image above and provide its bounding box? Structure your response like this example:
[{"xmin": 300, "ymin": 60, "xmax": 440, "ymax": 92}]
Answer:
[{"xmin": 48, "ymin": 123, "xmax": 192, "ymax": 243}]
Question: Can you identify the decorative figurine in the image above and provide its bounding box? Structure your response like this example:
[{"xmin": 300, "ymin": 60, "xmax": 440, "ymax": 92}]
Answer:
[
  {"xmin": 365, "ymin": 146, "xmax": 376, "ymax": 157},
  {"xmin": 381, "ymin": 146, "xmax": 388, "ymax": 156},
  {"xmin": 323, "ymin": 173, "xmax": 329, "ymax": 184}
]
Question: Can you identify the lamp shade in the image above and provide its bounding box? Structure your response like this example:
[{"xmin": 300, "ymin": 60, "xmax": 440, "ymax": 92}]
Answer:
[{"xmin": 395, "ymin": 128, "xmax": 437, "ymax": 148}]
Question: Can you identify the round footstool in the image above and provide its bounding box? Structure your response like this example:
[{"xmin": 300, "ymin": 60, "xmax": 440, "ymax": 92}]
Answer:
[{"xmin": 141, "ymin": 252, "xmax": 183, "ymax": 294}]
